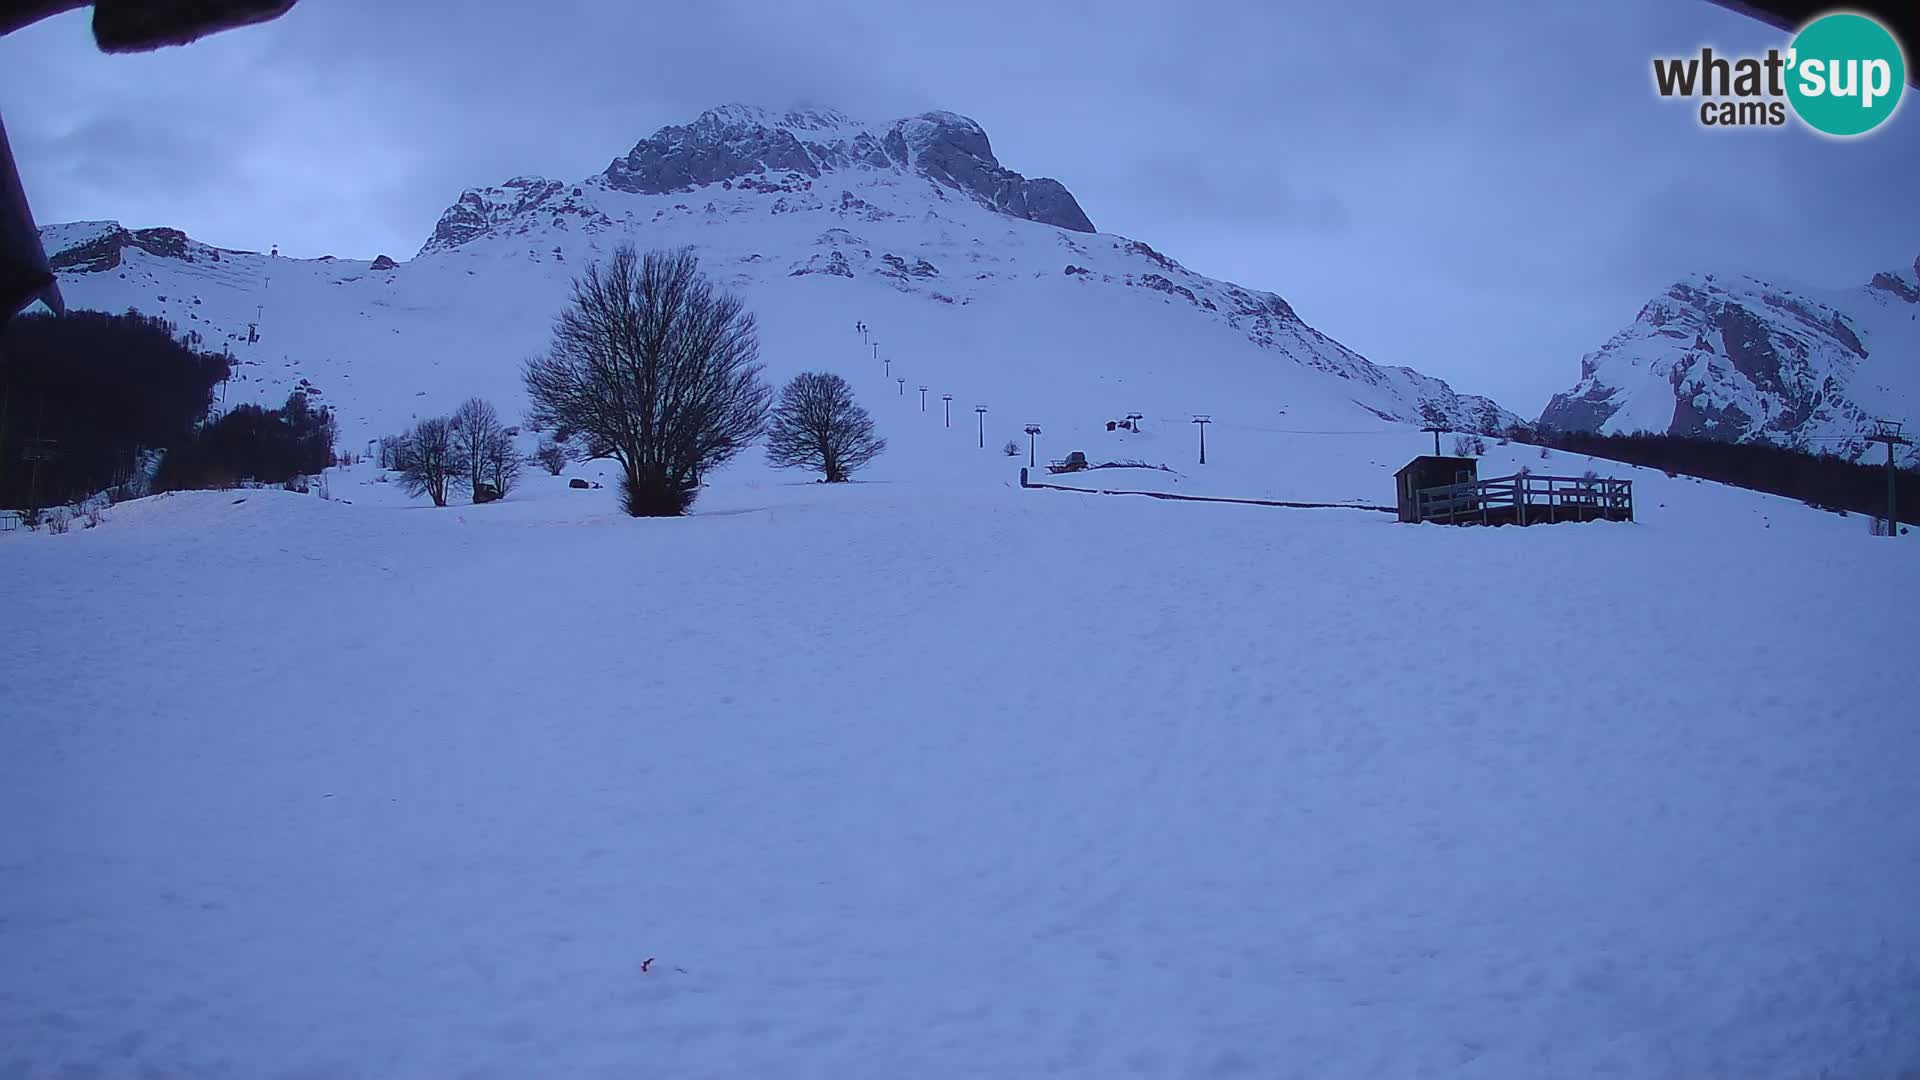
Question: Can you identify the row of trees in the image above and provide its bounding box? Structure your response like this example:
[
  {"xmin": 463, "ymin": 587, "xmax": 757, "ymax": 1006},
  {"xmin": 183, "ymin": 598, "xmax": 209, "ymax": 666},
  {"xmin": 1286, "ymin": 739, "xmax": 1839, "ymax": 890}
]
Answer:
[
  {"xmin": 1514, "ymin": 426, "xmax": 1920, "ymax": 525},
  {"xmin": 155, "ymin": 390, "xmax": 338, "ymax": 492},
  {"xmin": 1, "ymin": 309, "xmax": 231, "ymax": 510},
  {"xmin": 385, "ymin": 397, "xmax": 523, "ymax": 507},
  {"xmin": 522, "ymin": 245, "xmax": 883, "ymax": 515},
  {"xmin": 8, "ymin": 246, "xmax": 884, "ymax": 517}
]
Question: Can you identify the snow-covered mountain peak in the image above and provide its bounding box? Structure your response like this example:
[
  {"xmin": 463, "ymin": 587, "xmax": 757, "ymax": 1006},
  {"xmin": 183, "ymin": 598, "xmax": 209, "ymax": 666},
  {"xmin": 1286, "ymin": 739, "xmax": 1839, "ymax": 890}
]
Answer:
[
  {"xmin": 1864, "ymin": 251, "xmax": 1920, "ymax": 303},
  {"xmin": 588, "ymin": 104, "xmax": 1095, "ymax": 237},
  {"xmin": 420, "ymin": 176, "xmax": 579, "ymax": 256},
  {"xmin": 694, "ymin": 103, "xmax": 864, "ymax": 136},
  {"xmin": 1541, "ymin": 254, "xmax": 1920, "ymax": 463}
]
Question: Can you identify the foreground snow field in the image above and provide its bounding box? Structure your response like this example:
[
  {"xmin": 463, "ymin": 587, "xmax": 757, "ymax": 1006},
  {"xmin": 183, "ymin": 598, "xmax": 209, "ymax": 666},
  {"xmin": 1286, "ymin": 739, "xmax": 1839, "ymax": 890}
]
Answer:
[{"xmin": 4, "ymin": 473, "xmax": 1918, "ymax": 1078}]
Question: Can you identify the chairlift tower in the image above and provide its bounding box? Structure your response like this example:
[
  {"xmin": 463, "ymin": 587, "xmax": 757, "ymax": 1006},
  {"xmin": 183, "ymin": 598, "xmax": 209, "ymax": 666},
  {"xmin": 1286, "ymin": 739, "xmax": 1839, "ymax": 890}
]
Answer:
[
  {"xmin": 1866, "ymin": 419, "xmax": 1912, "ymax": 537},
  {"xmin": 1192, "ymin": 415, "xmax": 1212, "ymax": 464}
]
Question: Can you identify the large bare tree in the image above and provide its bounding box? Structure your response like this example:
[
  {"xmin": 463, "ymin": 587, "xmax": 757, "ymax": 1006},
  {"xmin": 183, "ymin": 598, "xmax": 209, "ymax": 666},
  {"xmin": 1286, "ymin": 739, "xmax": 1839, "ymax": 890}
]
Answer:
[
  {"xmin": 765, "ymin": 372, "xmax": 886, "ymax": 482},
  {"xmin": 523, "ymin": 245, "xmax": 770, "ymax": 516},
  {"xmin": 398, "ymin": 415, "xmax": 460, "ymax": 507}
]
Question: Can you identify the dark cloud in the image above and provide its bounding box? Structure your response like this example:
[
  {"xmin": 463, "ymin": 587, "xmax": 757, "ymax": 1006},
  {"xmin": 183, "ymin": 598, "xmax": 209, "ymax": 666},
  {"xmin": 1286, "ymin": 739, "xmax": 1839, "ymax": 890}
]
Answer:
[{"xmin": 1, "ymin": 0, "xmax": 1913, "ymax": 416}]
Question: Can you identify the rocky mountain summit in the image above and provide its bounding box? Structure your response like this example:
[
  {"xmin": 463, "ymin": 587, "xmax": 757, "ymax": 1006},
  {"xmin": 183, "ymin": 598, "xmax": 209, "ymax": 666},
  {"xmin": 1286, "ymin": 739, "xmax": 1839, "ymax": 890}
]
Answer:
[
  {"xmin": 420, "ymin": 106, "xmax": 1093, "ymax": 258},
  {"xmin": 600, "ymin": 106, "xmax": 1093, "ymax": 233}
]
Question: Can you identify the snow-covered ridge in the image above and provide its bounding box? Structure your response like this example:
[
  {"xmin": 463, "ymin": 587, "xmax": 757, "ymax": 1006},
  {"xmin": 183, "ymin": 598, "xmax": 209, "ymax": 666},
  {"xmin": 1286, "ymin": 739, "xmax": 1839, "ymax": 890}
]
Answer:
[
  {"xmin": 1540, "ymin": 255, "xmax": 1920, "ymax": 464},
  {"xmin": 422, "ymin": 105, "xmax": 1095, "ymax": 257},
  {"xmin": 37, "ymin": 101, "xmax": 1528, "ymax": 453}
]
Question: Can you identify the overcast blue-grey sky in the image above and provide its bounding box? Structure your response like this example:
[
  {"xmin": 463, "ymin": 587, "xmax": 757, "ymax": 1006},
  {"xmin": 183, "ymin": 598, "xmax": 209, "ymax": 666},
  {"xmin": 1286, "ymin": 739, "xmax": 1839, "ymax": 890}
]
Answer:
[{"xmin": 2, "ymin": 0, "xmax": 1914, "ymax": 415}]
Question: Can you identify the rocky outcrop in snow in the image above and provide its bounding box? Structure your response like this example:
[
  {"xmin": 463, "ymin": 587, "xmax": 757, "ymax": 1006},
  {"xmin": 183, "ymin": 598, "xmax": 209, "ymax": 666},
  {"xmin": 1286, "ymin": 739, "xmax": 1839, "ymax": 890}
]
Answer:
[
  {"xmin": 45, "ymin": 223, "xmax": 247, "ymax": 273},
  {"xmin": 420, "ymin": 177, "xmax": 568, "ymax": 255}
]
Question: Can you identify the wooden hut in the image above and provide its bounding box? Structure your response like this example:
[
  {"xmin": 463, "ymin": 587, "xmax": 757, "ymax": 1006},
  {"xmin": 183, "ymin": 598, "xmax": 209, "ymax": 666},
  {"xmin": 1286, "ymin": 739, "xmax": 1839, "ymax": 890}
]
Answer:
[{"xmin": 1393, "ymin": 455, "xmax": 1477, "ymax": 523}]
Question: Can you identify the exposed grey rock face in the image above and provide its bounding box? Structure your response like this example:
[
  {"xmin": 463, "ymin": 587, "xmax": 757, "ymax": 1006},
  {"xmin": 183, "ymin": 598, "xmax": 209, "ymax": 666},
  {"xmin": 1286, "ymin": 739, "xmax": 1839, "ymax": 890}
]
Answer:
[
  {"xmin": 422, "ymin": 177, "xmax": 566, "ymax": 255},
  {"xmin": 605, "ymin": 113, "xmax": 822, "ymax": 193},
  {"xmin": 370, "ymin": 254, "xmax": 398, "ymax": 271},
  {"xmin": 599, "ymin": 105, "xmax": 1095, "ymax": 234},
  {"xmin": 882, "ymin": 111, "xmax": 1095, "ymax": 233}
]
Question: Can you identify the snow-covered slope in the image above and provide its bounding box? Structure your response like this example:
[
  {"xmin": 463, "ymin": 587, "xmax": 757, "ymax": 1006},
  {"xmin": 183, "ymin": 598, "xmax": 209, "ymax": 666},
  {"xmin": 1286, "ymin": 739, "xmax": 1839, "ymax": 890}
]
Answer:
[
  {"xmin": 1539, "ymin": 256, "xmax": 1920, "ymax": 464},
  {"xmin": 5, "ymin": 472, "xmax": 1917, "ymax": 1077},
  {"xmin": 36, "ymin": 104, "xmax": 1522, "ymax": 467}
]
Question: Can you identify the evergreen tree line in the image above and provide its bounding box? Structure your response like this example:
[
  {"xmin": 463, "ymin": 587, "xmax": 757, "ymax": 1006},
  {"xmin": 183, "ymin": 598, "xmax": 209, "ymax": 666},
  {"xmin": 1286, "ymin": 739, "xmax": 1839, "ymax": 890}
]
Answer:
[
  {"xmin": 154, "ymin": 390, "xmax": 339, "ymax": 493},
  {"xmin": 1, "ymin": 309, "xmax": 337, "ymax": 511},
  {"xmin": 1506, "ymin": 425, "xmax": 1919, "ymax": 525}
]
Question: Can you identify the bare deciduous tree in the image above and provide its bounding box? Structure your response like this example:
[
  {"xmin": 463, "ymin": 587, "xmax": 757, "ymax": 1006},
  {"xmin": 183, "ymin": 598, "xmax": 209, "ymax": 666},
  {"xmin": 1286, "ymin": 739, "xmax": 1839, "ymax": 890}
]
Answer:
[
  {"xmin": 482, "ymin": 426, "xmax": 523, "ymax": 498},
  {"xmin": 451, "ymin": 397, "xmax": 505, "ymax": 502},
  {"xmin": 399, "ymin": 416, "xmax": 461, "ymax": 507},
  {"xmin": 534, "ymin": 436, "xmax": 569, "ymax": 476},
  {"xmin": 765, "ymin": 371, "xmax": 886, "ymax": 482},
  {"xmin": 523, "ymin": 246, "xmax": 771, "ymax": 516},
  {"xmin": 378, "ymin": 433, "xmax": 410, "ymax": 471}
]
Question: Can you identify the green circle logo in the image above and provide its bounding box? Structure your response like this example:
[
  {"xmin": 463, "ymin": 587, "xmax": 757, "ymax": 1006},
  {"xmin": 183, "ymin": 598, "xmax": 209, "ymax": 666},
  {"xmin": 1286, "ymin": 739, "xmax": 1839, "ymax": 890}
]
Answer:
[{"xmin": 1786, "ymin": 12, "xmax": 1906, "ymax": 136}]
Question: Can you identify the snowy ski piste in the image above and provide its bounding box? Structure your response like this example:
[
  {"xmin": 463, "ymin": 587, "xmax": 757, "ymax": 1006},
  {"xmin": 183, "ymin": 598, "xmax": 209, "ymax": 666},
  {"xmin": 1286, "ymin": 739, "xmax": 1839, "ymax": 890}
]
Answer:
[{"xmin": 7, "ymin": 104, "xmax": 1920, "ymax": 1076}]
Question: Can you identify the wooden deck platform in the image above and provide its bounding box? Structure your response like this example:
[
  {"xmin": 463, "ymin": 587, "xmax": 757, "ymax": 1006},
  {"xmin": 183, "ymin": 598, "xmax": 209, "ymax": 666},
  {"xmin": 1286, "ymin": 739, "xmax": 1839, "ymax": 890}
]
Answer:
[{"xmin": 1411, "ymin": 473, "xmax": 1632, "ymax": 526}]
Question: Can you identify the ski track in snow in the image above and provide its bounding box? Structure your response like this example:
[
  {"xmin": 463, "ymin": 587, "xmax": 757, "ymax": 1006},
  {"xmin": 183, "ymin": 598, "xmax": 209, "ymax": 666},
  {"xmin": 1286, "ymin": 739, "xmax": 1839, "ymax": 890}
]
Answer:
[{"xmin": 4, "ymin": 473, "xmax": 1918, "ymax": 1078}]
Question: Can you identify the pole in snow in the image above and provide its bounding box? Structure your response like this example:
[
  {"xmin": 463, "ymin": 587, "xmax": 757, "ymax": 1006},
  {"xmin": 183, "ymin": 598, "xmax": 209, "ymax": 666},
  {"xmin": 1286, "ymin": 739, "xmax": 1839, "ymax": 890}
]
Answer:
[
  {"xmin": 976, "ymin": 406, "xmax": 988, "ymax": 448},
  {"xmin": 884, "ymin": 356, "xmax": 891, "ymax": 378},
  {"xmin": 918, "ymin": 386, "xmax": 928, "ymax": 412},
  {"xmin": 1192, "ymin": 414, "xmax": 1211, "ymax": 464},
  {"xmin": 897, "ymin": 377, "xmax": 906, "ymax": 396},
  {"xmin": 1422, "ymin": 424, "xmax": 1444, "ymax": 456},
  {"xmin": 1024, "ymin": 424, "xmax": 1042, "ymax": 467},
  {"xmin": 943, "ymin": 394, "xmax": 953, "ymax": 428}
]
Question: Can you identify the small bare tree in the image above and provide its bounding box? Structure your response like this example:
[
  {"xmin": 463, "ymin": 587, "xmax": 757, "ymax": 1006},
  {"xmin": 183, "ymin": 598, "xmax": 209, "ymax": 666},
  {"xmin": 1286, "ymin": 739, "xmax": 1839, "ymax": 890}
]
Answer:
[
  {"xmin": 765, "ymin": 372, "xmax": 886, "ymax": 482},
  {"xmin": 523, "ymin": 245, "xmax": 771, "ymax": 516},
  {"xmin": 483, "ymin": 426, "xmax": 523, "ymax": 498},
  {"xmin": 534, "ymin": 436, "xmax": 569, "ymax": 476},
  {"xmin": 399, "ymin": 416, "xmax": 461, "ymax": 507}
]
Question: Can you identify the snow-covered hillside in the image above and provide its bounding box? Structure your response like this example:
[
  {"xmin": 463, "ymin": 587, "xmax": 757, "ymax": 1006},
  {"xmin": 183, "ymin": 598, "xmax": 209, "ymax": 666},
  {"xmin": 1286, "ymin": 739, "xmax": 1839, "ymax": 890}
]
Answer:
[
  {"xmin": 36, "ymin": 104, "xmax": 1521, "ymax": 473},
  {"xmin": 1539, "ymin": 256, "xmax": 1920, "ymax": 465}
]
